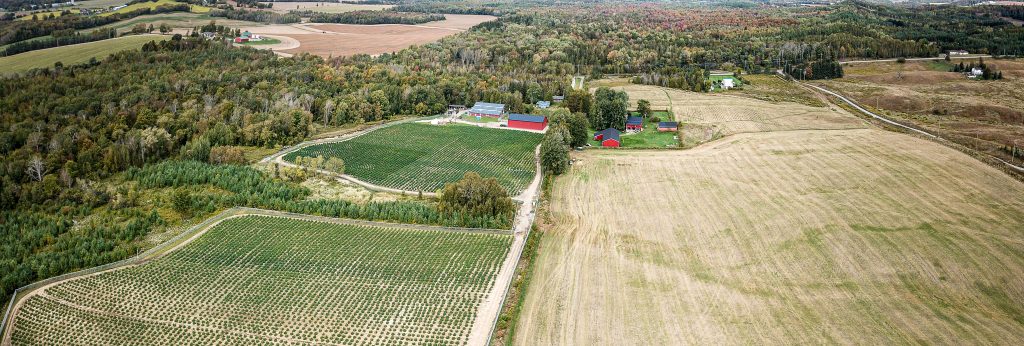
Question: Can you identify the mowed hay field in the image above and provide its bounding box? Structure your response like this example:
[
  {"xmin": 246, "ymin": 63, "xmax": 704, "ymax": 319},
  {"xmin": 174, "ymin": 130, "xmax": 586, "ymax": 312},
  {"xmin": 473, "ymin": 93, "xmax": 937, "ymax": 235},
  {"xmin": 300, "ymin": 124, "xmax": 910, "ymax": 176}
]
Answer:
[
  {"xmin": 283, "ymin": 123, "xmax": 542, "ymax": 195},
  {"xmin": 606, "ymin": 82, "xmax": 866, "ymax": 137},
  {"xmin": 516, "ymin": 129, "xmax": 1024, "ymax": 344},
  {"xmin": 0, "ymin": 35, "xmax": 164, "ymax": 76},
  {"xmin": 7, "ymin": 215, "xmax": 512, "ymax": 345},
  {"xmin": 245, "ymin": 15, "xmax": 495, "ymax": 57}
]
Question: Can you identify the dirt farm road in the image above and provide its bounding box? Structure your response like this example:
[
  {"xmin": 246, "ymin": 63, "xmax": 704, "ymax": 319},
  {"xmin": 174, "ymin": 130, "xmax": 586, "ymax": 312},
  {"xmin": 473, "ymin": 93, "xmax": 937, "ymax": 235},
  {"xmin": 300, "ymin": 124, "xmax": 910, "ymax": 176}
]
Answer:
[{"xmin": 802, "ymin": 82, "xmax": 1024, "ymax": 173}]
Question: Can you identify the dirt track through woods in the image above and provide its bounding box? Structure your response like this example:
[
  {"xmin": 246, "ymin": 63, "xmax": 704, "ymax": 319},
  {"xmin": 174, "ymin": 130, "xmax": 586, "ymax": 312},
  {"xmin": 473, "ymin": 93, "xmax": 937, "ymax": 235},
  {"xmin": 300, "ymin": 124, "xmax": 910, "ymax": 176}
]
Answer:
[{"xmin": 515, "ymin": 128, "xmax": 1024, "ymax": 344}]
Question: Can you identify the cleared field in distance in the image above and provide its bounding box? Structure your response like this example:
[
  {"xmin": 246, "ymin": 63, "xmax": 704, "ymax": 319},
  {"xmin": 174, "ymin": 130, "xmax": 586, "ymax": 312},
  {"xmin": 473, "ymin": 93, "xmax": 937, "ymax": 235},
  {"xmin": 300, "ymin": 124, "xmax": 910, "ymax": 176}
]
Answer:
[
  {"xmin": 594, "ymin": 80, "xmax": 866, "ymax": 147},
  {"xmin": 517, "ymin": 128, "xmax": 1024, "ymax": 344},
  {"xmin": 244, "ymin": 14, "xmax": 495, "ymax": 57},
  {"xmin": 7, "ymin": 215, "xmax": 512, "ymax": 345},
  {"xmin": 283, "ymin": 123, "xmax": 542, "ymax": 195},
  {"xmin": 99, "ymin": 0, "xmax": 211, "ymax": 16},
  {"xmin": 261, "ymin": 2, "xmax": 392, "ymax": 13},
  {"xmin": 820, "ymin": 59, "xmax": 1024, "ymax": 164},
  {"xmin": 0, "ymin": 35, "xmax": 164, "ymax": 75},
  {"xmin": 87, "ymin": 13, "xmax": 261, "ymax": 35}
]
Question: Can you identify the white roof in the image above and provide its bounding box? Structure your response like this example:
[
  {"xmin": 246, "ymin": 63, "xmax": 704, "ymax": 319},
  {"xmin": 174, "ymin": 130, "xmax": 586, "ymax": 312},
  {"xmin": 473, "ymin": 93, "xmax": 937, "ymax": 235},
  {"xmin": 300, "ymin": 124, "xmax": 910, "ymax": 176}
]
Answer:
[{"xmin": 469, "ymin": 102, "xmax": 505, "ymax": 116}]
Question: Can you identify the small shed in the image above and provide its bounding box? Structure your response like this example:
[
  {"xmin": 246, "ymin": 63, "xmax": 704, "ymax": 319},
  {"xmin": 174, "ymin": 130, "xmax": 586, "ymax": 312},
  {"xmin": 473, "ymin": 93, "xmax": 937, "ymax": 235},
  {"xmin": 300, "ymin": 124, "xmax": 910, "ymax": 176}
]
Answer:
[
  {"xmin": 626, "ymin": 116, "xmax": 644, "ymax": 131},
  {"xmin": 536, "ymin": 101, "xmax": 551, "ymax": 109},
  {"xmin": 658, "ymin": 122, "xmax": 678, "ymax": 132},
  {"xmin": 552, "ymin": 95, "xmax": 564, "ymax": 103},
  {"xmin": 721, "ymin": 78, "xmax": 735, "ymax": 89},
  {"xmin": 596, "ymin": 128, "xmax": 621, "ymax": 147},
  {"xmin": 508, "ymin": 114, "xmax": 548, "ymax": 130}
]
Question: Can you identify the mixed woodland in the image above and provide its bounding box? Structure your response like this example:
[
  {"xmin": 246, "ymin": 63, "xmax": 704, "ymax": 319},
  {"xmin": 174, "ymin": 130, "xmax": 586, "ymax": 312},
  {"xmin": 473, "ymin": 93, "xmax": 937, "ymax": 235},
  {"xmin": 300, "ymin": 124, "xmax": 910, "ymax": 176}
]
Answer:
[{"xmin": 3, "ymin": 0, "xmax": 1024, "ymax": 306}]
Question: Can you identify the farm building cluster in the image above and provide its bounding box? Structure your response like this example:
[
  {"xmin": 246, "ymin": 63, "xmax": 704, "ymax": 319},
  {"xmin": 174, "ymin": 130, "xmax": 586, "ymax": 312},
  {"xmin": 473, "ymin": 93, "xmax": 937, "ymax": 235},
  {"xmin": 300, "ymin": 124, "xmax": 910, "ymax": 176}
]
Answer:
[
  {"xmin": 234, "ymin": 31, "xmax": 264, "ymax": 43},
  {"xmin": 462, "ymin": 101, "xmax": 551, "ymax": 131},
  {"xmin": 593, "ymin": 116, "xmax": 679, "ymax": 148}
]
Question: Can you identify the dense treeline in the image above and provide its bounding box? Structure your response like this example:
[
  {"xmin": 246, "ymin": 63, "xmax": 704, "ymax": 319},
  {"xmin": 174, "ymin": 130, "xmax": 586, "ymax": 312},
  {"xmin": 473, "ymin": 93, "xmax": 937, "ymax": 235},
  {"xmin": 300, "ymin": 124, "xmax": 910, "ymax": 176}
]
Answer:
[
  {"xmin": 0, "ymin": 3, "xmax": 192, "ymax": 47},
  {"xmin": 988, "ymin": 5, "xmax": 1024, "ymax": 21},
  {"xmin": 233, "ymin": 0, "xmax": 273, "ymax": 9},
  {"xmin": 305, "ymin": 10, "xmax": 444, "ymax": 25},
  {"xmin": 0, "ymin": 38, "xmax": 328, "ymax": 211},
  {"xmin": 785, "ymin": 59, "xmax": 844, "ymax": 80},
  {"xmin": 0, "ymin": 0, "xmax": 60, "ymax": 11},
  {"xmin": 1, "ymin": 209, "xmax": 163, "ymax": 303},
  {"xmin": 129, "ymin": 160, "xmax": 512, "ymax": 228},
  {"xmin": 0, "ymin": 28, "xmax": 118, "ymax": 56},
  {"xmin": 209, "ymin": 8, "xmax": 300, "ymax": 24},
  {"xmin": 392, "ymin": 2, "xmax": 501, "ymax": 15}
]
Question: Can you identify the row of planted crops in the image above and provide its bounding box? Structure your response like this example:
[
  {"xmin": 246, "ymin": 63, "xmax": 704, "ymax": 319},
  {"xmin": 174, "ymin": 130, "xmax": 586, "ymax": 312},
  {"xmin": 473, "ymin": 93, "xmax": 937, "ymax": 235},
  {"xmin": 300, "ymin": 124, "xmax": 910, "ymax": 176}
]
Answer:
[
  {"xmin": 10, "ymin": 216, "xmax": 513, "ymax": 345},
  {"xmin": 283, "ymin": 123, "xmax": 542, "ymax": 196}
]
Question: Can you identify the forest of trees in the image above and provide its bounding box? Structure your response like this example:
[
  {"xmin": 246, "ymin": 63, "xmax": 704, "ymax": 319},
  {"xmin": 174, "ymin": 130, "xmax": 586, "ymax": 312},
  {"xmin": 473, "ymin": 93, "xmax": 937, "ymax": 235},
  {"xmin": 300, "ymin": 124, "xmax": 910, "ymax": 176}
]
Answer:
[
  {"xmin": 305, "ymin": 10, "xmax": 445, "ymax": 25},
  {"xmin": 0, "ymin": 28, "xmax": 118, "ymax": 56},
  {"xmin": 209, "ymin": 8, "xmax": 300, "ymax": 24},
  {"xmin": 0, "ymin": 3, "xmax": 193, "ymax": 50}
]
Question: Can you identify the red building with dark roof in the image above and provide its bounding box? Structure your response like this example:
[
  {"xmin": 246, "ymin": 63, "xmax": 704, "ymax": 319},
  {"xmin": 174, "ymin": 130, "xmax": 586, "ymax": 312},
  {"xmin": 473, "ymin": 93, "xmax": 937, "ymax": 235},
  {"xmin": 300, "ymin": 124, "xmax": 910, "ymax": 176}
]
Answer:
[
  {"xmin": 507, "ymin": 114, "xmax": 547, "ymax": 130},
  {"xmin": 626, "ymin": 116, "xmax": 644, "ymax": 131},
  {"xmin": 594, "ymin": 128, "xmax": 621, "ymax": 147}
]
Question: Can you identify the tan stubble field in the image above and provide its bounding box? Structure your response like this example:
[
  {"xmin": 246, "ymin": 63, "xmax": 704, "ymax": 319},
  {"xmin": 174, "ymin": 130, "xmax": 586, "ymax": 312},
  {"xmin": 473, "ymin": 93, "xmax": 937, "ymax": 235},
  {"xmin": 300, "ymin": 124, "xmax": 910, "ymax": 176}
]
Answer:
[{"xmin": 515, "ymin": 84, "xmax": 1024, "ymax": 344}]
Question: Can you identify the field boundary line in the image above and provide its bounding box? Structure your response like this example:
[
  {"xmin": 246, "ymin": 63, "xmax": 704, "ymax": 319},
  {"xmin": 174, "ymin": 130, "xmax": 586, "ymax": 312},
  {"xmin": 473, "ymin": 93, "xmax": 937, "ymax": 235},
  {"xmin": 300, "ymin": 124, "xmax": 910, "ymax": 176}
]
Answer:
[
  {"xmin": 0, "ymin": 207, "xmax": 511, "ymax": 344},
  {"xmin": 479, "ymin": 144, "xmax": 543, "ymax": 346}
]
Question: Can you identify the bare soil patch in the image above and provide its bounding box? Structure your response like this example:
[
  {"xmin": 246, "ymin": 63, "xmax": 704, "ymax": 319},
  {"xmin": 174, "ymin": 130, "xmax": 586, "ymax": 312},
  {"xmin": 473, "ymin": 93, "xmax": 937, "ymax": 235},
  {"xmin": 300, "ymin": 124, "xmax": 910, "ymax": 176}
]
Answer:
[
  {"xmin": 516, "ymin": 129, "xmax": 1024, "ymax": 345},
  {"xmin": 241, "ymin": 15, "xmax": 494, "ymax": 57}
]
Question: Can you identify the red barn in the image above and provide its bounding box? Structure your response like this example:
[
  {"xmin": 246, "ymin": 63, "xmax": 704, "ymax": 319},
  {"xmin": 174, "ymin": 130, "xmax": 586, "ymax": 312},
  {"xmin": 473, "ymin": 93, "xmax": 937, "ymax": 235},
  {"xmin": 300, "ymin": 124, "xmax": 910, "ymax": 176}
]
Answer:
[
  {"xmin": 658, "ymin": 121, "xmax": 678, "ymax": 132},
  {"xmin": 626, "ymin": 116, "xmax": 644, "ymax": 131},
  {"xmin": 508, "ymin": 114, "xmax": 547, "ymax": 130},
  {"xmin": 595, "ymin": 128, "xmax": 621, "ymax": 147}
]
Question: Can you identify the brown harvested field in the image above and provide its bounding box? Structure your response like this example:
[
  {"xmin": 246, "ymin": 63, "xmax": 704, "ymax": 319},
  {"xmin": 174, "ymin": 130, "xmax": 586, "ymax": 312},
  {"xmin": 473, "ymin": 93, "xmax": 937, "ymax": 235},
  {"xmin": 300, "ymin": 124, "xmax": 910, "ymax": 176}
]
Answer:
[
  {"xmin": 516, "ymin": 128, "xmax": 1024, "ymax": 345},
  {"xmin": 596, "ymin": 80, "xmax": 866, "ymax": 146},
  {"xmin": 242, "ymin": 15, "xmax": 495, "ymax": 57},
  {"xmin": 820, "ymin": 59, "xmax": 1024, "ymax": 163},
  {"xmin": 260, "ymin": 2, "xmax": 392, "ymax": 13}
]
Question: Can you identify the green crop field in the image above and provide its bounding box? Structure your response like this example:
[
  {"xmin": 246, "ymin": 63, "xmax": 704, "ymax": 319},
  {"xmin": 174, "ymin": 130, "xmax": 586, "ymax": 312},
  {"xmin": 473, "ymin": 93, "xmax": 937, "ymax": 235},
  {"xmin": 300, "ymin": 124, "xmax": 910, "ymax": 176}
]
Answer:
[
  {"xmin": 99, "ymin": 0, "xmax": 211, "ymax": 17},
  {"xmin": 239, "ymin": 37, "xmax": 281, "ymax": 45},
  {"xmin": 0, "ymin": 35, "xmax": 164, "ymax": 76},
  {"xmin": 283, "ymin": 123, "xmax": 542, "ymax": 195},
  {"xmin": 8, "ymin": 215, "xmax": 512, "ymax": 345}
]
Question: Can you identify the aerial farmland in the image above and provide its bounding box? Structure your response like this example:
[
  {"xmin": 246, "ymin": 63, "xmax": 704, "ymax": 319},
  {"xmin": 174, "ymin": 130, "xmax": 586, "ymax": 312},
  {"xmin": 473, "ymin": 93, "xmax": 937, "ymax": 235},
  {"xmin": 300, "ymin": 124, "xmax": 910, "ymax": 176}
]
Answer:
[
  {"xmin": 8, "ymin": 214, "xmax": 512, "ymax": 345},
  {"xmin": 3, "ymin": 1, "xmax": 1024, "ymax": 345}
]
